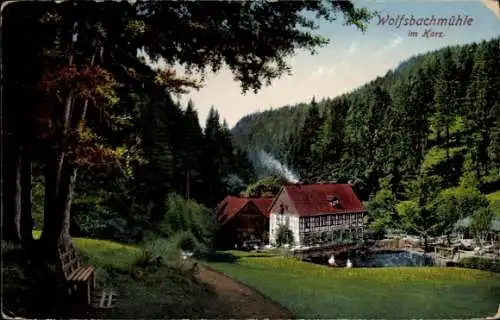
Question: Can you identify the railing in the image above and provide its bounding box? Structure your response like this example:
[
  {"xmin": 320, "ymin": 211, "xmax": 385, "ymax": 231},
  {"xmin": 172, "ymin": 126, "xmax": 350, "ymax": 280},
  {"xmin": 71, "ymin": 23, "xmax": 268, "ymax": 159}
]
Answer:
[
  {"xmin": 299, "ymin": 237, "xmax": 361, "ymax": 248},
  {"xmin": 373, "ymin": 238, "xmax": 417, "ymax": 250},
  {"xmin": 292, "ymin": 239, "xmax": 363, "ymax": 252}
]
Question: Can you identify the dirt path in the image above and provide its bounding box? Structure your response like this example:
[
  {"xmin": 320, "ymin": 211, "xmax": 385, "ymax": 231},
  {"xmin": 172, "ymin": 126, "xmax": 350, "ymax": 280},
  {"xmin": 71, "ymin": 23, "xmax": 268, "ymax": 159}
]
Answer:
[{"xmin": 195, "ymin": 266, "xmax": 293, "ymax": 319}]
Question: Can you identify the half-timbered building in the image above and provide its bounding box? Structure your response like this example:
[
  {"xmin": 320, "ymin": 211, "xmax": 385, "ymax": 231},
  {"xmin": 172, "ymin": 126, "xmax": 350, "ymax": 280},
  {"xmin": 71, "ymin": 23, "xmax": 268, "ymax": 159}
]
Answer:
[
  {"xmin": 268, "ymin": 183, "xmax": 366, "ymax": 247},
  {"xmin": 215, "ymin": 196, "xmax": 273, "ymax": 248}
]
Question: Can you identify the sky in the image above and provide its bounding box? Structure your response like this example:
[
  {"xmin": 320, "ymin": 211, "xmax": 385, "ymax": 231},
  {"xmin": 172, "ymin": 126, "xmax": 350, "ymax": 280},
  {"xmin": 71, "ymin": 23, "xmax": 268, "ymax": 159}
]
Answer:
[{"xmin": 151, "ymin": 0, "xmax": 500, "ymax": 129}]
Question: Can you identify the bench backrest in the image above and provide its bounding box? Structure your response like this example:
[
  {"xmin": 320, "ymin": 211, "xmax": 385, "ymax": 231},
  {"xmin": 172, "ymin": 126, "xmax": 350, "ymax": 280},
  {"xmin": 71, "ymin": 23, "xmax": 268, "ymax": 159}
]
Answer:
[{"xmin": 58, "ymin": 243, "xmax": 81, "ymax": 280}]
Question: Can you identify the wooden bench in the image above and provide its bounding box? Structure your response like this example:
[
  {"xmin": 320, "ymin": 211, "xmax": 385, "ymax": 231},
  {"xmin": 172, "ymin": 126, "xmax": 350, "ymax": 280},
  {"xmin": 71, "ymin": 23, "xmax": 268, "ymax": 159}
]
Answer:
[{"xmin": 58, "ymin": 243, "xmax": 96, "ymax": 306}]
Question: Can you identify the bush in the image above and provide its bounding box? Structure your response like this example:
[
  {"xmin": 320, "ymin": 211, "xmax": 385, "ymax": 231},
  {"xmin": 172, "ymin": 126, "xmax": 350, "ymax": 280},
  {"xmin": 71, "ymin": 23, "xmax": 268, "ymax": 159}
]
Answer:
[
  {"xmin": 458, "ymin": 257, "xmax": 500, "ymax": 273},
  {"xmin": 140, "ymin": 237, "xmax": 179, "ymax": 264},
  {"xmin": 169, "ymin": 231, "xmax": 205, "ymax": 253},
  {"xmin": 241, "ymin": 175, "xmax": 285, "ymax": 198},
  {"xmin": 161, "ymin": 193, "xmax": 216, "ymax": 247},
  {"xmin": 136, "ymin": 231, "xmax": 207, "ymax": 270},
  {"xmin": 276, "ymin": 225, "xmax": 294, "ymax": 246}
]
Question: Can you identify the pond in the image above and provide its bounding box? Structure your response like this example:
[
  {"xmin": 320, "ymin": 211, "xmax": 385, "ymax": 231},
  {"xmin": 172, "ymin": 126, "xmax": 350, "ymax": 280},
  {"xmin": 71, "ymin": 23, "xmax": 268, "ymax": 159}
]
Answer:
[
  {"xmin": 352, "ymin": 250, "xmax": 435, "ymax": 267},
  {"xmin": 309, "ymin": 250, "xmax": 436, "ymax": 267}
]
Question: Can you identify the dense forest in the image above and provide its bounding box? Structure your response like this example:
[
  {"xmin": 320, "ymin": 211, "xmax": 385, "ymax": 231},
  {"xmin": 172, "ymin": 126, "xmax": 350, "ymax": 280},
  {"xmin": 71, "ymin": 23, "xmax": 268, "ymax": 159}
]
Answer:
[
  {"xmin": 3, "ymin": 0, "xmax": 497, "ymax": 256},
  {"xmin": 232, "ymin": 37, "xmax": 500, "ymax": 241},
  {"xmin": 31, "ymin": 97, "xmax": 255, "ymax": 243},
  {"xmin": 2, "ymin": 1, "xmax": 375, "ymax": 255},
  {"xmin": 5, "ymin": 2, "xmax": 498, "ymax": 317}
]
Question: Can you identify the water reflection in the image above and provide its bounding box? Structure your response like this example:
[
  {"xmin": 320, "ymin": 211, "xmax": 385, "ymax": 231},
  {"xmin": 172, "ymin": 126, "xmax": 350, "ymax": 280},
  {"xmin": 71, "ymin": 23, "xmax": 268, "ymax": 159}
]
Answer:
[
  {"xmin": 352, "ymin": 251, "xmax": 435, "ymax": 267},
  {"xmin": 311, "ymin": 250, "xmax": 436, "ymax": 267}
]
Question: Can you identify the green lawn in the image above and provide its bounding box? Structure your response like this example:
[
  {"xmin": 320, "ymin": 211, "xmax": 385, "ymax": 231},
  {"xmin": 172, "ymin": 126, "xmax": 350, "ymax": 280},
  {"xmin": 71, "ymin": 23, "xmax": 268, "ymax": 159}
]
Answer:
[
  {"xmin": 5, "ymin": 233, "xmax": 226, "ymax": 319},
  {"xmin": 203, "ymin": 250, "xmax": 500, "ymax": 319},
  {"xmin": 33, "ymin": 230, "xmax": 140, "ymax": 272}
]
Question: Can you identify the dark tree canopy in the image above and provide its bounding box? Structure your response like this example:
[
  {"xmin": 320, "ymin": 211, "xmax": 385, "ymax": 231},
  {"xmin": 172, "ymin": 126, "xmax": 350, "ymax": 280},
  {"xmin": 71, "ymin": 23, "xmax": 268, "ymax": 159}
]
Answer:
[{"xmin": 2, "ymin": 0, "xmax": 373, "ymax": 253}]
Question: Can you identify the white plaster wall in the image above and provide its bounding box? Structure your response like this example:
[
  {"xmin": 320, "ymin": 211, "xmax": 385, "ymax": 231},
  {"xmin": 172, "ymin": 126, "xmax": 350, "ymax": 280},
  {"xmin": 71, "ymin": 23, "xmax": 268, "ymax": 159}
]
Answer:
[
  {"xmin": 269, "ymin": 213, "xmax": 278, "ymax": 245},
  {"xmin": 271, "ymin": 212, "xmax": 366, "ymax": 246},
  {"xmin": 289, "ymin": 215, "xmax": 301, "ymax": 246},
  {"xmin": 269, "ymin": 212, "xmax": 300, "ymax": 246}
]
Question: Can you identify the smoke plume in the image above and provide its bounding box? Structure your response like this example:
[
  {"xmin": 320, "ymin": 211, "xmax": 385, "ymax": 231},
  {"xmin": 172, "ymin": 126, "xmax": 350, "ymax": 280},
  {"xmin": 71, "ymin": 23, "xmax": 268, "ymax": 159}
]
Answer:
[
  {"xmin": 222, "ymin": 174, "xmax": 247, "ymax": 193},
  {"xmin": 256, "ymin": 150, "xmax": 300, "ymax": 183}
]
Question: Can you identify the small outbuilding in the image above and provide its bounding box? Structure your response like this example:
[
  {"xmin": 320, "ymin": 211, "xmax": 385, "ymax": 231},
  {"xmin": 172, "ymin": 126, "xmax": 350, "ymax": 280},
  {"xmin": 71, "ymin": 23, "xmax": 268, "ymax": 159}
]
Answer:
[{"xmin": 215, "ymin": 196, "xmax": 273, "ymax": 248}]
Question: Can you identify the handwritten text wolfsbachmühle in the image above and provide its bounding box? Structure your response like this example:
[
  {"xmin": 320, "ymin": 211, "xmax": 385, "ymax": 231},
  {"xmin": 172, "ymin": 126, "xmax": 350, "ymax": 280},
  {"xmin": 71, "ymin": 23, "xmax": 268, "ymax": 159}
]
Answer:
[{"xmin": 377, "ymin": 14, "xmax": 474, "ymax": 28}]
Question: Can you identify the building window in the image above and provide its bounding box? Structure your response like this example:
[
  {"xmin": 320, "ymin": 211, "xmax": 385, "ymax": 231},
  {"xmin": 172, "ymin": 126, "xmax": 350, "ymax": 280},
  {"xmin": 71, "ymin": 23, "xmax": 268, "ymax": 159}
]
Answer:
[
  {"xmin": 330, "ymin": 196, "xmax": 341, "ymax": 208},
  {"xmin": 357, "ymin": 213, "xmax": 363, "ymax": 225}
]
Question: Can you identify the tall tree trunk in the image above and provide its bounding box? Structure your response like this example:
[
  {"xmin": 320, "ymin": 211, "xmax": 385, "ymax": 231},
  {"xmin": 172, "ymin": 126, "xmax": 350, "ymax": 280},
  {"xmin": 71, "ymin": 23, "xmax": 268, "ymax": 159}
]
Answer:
[
  {"xmin": 1, "ymin": 136, "xmax": 16, "ymax": 241},
  {"xmin": 39, "ymin": 43, "xmax": 98, "ymax": 254},
  {"xmin": 20, "ymin": 147, "xmax": 34, "ymax": 246},
  {"xmin": 2, "ymin": 142, "xmax": 34, "ymax": 245},
  {"xmin": 41, "ymin": 158, "xmax": 68, "ymax": 255},
  {"xmin": 14, "ymin": 145, "xmax": 23, "ymax": 241},
  {"xmin": 423, "ymin": 236, "xmax": 429, "ymax": 252}
]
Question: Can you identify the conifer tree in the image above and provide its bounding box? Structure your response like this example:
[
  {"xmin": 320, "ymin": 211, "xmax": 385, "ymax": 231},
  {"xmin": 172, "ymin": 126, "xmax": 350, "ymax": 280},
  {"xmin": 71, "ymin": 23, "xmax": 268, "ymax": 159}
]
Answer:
[
  {"xmin": 465, "ymin": 39, "xmax": 500, "ymax": 179},
  {"xmin": 433, "ymin": 48, "xmax": 458, "ymax": 161}
]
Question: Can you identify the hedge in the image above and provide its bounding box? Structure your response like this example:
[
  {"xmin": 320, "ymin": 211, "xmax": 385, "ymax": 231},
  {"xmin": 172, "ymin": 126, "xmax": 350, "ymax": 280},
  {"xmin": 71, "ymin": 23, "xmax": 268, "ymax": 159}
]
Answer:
[{"xmin": 458, "ymin": 257, "xmax": 500, "ymax": 273}]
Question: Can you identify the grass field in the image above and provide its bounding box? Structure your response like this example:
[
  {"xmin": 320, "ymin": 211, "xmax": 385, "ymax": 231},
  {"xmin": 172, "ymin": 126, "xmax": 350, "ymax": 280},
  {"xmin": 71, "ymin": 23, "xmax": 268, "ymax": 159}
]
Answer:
[
  {"xmin": 8, "ymin": 234, "xmax": 499, "ymax": 318},
  {"xmin": 4, "ymin": 233, "xmax": 227, "ymax": 319},
  {"xmin": 202, "ymin": 250, "xmax": 500, "ymax": 319}
]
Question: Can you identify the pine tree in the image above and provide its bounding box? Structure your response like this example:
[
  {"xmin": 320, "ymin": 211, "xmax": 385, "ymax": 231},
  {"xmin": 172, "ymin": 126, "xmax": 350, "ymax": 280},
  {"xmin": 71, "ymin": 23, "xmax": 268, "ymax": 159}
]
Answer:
[
  {"xmin": 202, "ymin": 107, "xmax": 232, "ymax": 206},
  {"xmin": 293, "ymin": 98, "xmax": 323, "ymax": 181},
  {"xmin": 179, "ymin": 100, "xmax": 204, "ymax": 199},
  {"xmin": 433, "ymin": 47, "xmax": 458, "ymax": 161},
  {"xmin": 465, "ymin": 39, "xmax": 499, "ymax": 180},
  {"xmin": 316, "ymin": 99, "xmax": 347, "ymax": 178},
  {"xmin": 138, "ymin": 89, "xmax": 178, "ymax": 222}
]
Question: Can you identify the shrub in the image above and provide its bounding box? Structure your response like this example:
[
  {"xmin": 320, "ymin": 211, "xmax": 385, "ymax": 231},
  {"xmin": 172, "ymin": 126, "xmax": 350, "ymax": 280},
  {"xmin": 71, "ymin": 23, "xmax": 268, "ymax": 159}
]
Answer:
[
  {"xmin": 458, "ymin": 257, "xmax": 500, "ymax": 273},
  {"xmin": 172, "ymin": 231, "xmax": 201, "ymax": 253},
  {"xmin": 276, "ymin": 225, "xmax": 294, "ymax": 246},
  {"xmin": 136, "ymin": 231, "xmax": 207, "ymax": 270},
  {"xmin": 241, "ymin": 175, "xmax": 285, "ymax": 198},
  {"xmin": 141, "ymin": 237, "xmax": 178, "ymax": 262},
  {"xmin": 162, "ymin": 193, "xmax": 216, "ymax": 247}
]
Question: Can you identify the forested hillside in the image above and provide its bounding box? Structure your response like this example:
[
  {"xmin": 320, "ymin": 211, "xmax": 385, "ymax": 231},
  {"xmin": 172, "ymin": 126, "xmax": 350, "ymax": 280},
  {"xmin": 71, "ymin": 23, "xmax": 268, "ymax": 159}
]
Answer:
[
  {"xmin": 26, "ymin": 91, "xmax": 255, "ymax": 242},
  {"xmin": 232, "ymin": 37, "xmax": 500, "ymax": 236}
]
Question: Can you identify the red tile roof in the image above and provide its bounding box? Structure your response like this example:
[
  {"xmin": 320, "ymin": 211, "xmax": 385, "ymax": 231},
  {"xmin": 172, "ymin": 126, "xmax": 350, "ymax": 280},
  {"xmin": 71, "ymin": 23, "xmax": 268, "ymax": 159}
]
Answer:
[
  {"xmin": 283, "ymin": 183, "xmax": 365, "ymax": 216},
  {"xmin": 216, "ymin": 196, "xmax": 247, "ymax": 223},
  {"xmin": 216, "ymin": 196, "xmax": 273, "ymax": 225},
  {"xmin": 249, "ymin": 198, "xmax": 273, "ymax": 218}
]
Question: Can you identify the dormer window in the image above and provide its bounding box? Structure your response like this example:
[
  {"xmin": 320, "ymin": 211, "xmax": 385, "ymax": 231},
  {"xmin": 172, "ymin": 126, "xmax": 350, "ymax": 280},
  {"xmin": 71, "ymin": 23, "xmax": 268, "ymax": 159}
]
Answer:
[{"xmin": 329, "ymin": 196, "xmax": 341, "ymax": 208}]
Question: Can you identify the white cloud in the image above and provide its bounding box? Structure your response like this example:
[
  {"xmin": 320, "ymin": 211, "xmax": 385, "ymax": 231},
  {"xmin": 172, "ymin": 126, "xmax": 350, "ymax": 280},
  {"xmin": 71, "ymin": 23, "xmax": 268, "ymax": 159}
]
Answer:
[
  {"xmin": 311, "ymin": 65, "xmax": 337, "ymax": 78},
  {"xmin": 376, "ymin": 36, "xmax": 405, "ymax": 56},
  {"xmin": 326, "ymin": 66, "xmax": 337, "ymax": 74},
  {"xmin": 347, "ymin": 42, "xmax": 357, "ymax": 53},
  {"xmin": 312, "ymin": 66, "xmax": 325, "ymax": 77},
  {"xmin": 390, "ymin": 36, "xmax": 404, "ymax": 48}
]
